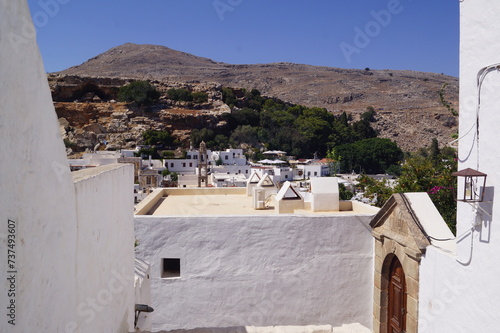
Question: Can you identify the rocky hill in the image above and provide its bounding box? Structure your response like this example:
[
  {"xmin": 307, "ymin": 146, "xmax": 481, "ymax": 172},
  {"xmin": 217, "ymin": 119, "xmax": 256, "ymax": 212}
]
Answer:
[
  {"xmin": 54, "ymin": 43, "xmax": 459, "ymax": 153},
  {"xmin": 50, "ymin": 76, "xmax": 230, "ymax": 154}
]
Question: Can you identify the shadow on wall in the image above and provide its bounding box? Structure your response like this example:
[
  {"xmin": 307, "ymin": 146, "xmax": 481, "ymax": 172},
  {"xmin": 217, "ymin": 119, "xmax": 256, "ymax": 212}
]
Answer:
[
  {"xmin": 150, "ymin": 327, "xmax": 249, "ymax": 333},
  {"xmin": 479, "ymin": 186, "xmax": 494, "ymax": 243},
  {"xmin": 145, "ymin": 324, "xmax": 363, "ymax": 333}
]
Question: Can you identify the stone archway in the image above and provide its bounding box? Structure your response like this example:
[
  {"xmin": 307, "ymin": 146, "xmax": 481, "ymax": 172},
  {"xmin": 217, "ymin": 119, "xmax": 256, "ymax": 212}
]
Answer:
[{"xmin": 370, "ymin": 194, "xmax": 431, "ymax": 333}]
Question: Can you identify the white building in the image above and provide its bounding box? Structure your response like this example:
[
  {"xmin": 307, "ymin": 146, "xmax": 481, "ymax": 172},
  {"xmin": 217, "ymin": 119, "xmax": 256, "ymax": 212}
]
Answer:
[
  {"xmin": 9, "ymin": 0, "xmax": 500, "ymax": 332},
  {"xmin": 68, "ymin": 151, "xmax": 122, "ymax": 170},
  {"xmin": 211, "ymin": 173, "xmax": 249, "ymax": 187},
  {"xmin": 212, "ymin": 148, "xmax": 247, "ymax": 165},
  {"xmin": 289, "ymin": 159, "xmax": 331, "ymax": 180},
  {"xmin": 134, "ymin": 185, "xmax": 379, "ymax": 332},
  {"xmin": 166, "ymin": 148, "xmax": 250, "ymax": 187},
  {"xmin": 414, "ymin": 1, "xmax": 500, "ymax": 332},
  {"xmin": 251, "ymin": 166, "xmax": 294, "ymax": 184},
  {"xmin": 298, "ymin": 163, "xmax": 330, "ymax": 179},
  {"xmin": 165, "ymin": 158, "xmax": 200, "ymax": 174},
  {"xmin": 211, "ymin": 164, "xmax": 251, "ymax": 176}
]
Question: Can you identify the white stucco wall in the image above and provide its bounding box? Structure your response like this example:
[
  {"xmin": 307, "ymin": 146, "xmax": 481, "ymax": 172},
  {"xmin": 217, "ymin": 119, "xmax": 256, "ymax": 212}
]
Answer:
[
  {"xmin": 0, "ymin": 2, "xmax": 135, "ymax": 331},
  {"xmin": 73, "ymin": 164, "xmax": 135, "ymax": 332},
  {"xmin": 418, "ymin": 1, "xmax": 500, "ymax": 331},
  {"xmin": 135, "ymin": 214, "xmax": 375, "ymax": 331},
  {"xmin": 166, "ymin": 159, "xmax": 198, "ymax": 173},
  {"xmin": 0, "ymin": 1, "xmax": 80, "ymax": 331},
  {"xmin": 135, "ymin": 258, "xmax": 153, "ymax": 331}
]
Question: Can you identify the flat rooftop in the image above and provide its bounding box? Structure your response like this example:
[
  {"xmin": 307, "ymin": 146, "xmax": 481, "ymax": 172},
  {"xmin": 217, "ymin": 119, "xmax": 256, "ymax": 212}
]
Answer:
[{"xmin": 135, "ymin": 188, "xmax": 379, "ymax": 216}]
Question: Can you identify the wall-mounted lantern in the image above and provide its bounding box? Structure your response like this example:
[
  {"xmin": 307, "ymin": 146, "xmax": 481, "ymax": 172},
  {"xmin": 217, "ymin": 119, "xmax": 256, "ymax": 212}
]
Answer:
[{"xmin": 452, "ymin": 168, "xmax": 487, "ymax": 202}]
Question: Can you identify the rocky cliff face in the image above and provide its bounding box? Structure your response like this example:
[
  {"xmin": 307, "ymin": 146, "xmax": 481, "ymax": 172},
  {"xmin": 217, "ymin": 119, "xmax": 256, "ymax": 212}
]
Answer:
[
  {"xmin": 51, "ymin": 76, "xmax": 231, "ymax": 154},
  {"xmin": 52, "ymin": 43, "xmax": 459, "ymax": 153}
]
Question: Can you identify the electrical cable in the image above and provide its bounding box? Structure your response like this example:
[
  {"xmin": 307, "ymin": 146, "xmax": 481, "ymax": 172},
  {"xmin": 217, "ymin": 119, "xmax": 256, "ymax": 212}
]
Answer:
[
  {"xmin": 400, "ymin": 193, "xmax": 476, "ymax": 263},
  {"xmin": 455, "ymin": 206, "xmax": 478, "ymax": 266},
  {"xmin": 452, "ymin": 63, "xmax": 500, "ymax": 168}
]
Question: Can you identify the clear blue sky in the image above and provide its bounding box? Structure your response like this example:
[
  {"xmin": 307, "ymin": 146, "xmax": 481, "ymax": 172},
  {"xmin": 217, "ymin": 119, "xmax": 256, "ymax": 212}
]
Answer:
[{"xmin": 27, "ymin": 0, "xmax": 459, "ymax": 76}]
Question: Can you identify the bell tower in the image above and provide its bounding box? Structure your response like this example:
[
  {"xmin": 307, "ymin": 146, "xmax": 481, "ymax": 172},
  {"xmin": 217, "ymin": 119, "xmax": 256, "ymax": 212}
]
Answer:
[{"xmin": 198, "ymin": 141, "xmax": 208, "ymax": 187}]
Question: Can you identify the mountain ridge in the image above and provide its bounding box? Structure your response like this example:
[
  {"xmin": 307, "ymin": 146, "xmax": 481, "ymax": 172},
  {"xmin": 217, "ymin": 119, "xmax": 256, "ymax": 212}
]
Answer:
[{"xmin": 55, "ymin": 43, "xmax": 459, "ymax": 152}]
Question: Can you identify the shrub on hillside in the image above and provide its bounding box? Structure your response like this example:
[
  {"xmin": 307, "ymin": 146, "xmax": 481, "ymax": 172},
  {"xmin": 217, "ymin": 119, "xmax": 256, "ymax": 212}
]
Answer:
[{"xmin": 118, "ymin": 81, "xmax": 160, "ymax": 106}]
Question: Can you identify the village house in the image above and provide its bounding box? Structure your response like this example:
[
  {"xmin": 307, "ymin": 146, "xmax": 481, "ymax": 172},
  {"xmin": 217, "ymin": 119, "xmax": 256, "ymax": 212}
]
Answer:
[
  {"xmin": 3, "ymin": 1, "xmax": 500, "ymax": 332},
  {"xmin": 134, "ymin": 178, "xmax": 379, "ymax": 332}
]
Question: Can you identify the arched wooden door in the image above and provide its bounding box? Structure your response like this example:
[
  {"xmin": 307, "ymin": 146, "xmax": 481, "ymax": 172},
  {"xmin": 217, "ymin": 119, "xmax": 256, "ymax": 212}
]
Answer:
[{"xmin": 388, "ymin": 256, "xmax": 406, "ymax": 333}]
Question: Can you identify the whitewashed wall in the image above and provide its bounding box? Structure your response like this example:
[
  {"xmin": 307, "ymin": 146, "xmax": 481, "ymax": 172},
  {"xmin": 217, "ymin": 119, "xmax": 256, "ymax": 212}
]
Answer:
[
  {"xmin": 135, "ymin": 214, "xmax": 375, "ymax": 331},
  {"xmin": 135, "ymin": 258, "xmax": 153, "ymax": 331},
  {"xmin": 165, "ymin": 159, "xmax": 198, "ymax": 173},
  {"xmin": 0, "ymin": 1, "xmax": 80, "ymax": 331},
  {"xmin": 418, "ymin": 1, "xmax": 500, "ymax": 331},
  {"xmin": 0, "ymin": 1, "xmax": 135, "ymax": 332},
  {"xmin": 73, "ymin": 164, "xmax": 135, "ymax": 332}
]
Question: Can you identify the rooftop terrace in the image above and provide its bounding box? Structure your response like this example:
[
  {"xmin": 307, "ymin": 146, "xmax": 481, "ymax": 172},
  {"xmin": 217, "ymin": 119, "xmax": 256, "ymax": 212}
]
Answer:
[{"xmin": 135, "ymin": 187, "xmax": 378, "ymax": 216}]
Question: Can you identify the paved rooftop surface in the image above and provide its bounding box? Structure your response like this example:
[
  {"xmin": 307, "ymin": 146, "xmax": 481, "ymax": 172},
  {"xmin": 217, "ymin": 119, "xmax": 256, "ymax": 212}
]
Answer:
[
  {"xmin": 149, "ymin": 194, "xmax": 278, "ymax": 216},
  {"xmin": 139, "ymin": 190, "xmax": 377, "ymax": 216}
]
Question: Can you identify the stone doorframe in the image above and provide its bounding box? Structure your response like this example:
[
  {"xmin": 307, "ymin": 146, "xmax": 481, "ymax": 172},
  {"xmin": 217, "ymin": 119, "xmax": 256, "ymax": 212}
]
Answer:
[{"xmin": 370, "ymin": 193, "xmax": 431, "ymax": 333}]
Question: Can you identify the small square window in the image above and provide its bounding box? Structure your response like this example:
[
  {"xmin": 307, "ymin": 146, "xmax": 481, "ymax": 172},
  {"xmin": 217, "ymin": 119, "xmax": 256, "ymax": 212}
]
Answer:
[{"xmin": 162, "ymin": 258, "xmax": 180, "ymax": 278}]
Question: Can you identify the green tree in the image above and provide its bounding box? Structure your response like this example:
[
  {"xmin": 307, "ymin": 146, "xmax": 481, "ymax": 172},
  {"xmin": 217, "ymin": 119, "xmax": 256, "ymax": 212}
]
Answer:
[
  {"xmin": 429, "ymin": 138, "xmax": 440, "ymax": 167},
  {"xmin": 334, "ymin": 138, "xmax": 403, "ymax": 174},
  {"xmin": 209, "ymin": 135, "xmax": 230, "ymax": 150},
  {"xmin": 142, "ymin": 130, "xmax": 174, "ymax": 147},
  {"xmin": 364, "ymin": 141, "xmax": 457, "ymax": 233},
  {"xmin": 361, "ymin": 106, "xmax": 376, "ymax": 122},
  {"xmin": 352, "ymin": 119, "xmax": 377, "ymax": 140},
  {"xmin": 170, "ymin": 172, "xmax": 178, "ymax": 182},
  {"xmin": 395, "ymin": 155, "xmax": 436, "ymax": 192},
  {"xmin": 338, "ymin": 112, "xmax": 349, "ymax": 126},
  {"xmin": 118, "ymin": 81, "xmax": 160, "ymax": 106},
  {"xmin": 192, "ymin": 91, "xmax": 208, "ymax": 103},
  {"xmin": 357, "ymin": 174, "xmax": 395, "ymax": 207},
  {"xmin": 136, "ymin": 147, "xmax": 160, "ymax": 159},
  {"xmin": 296, "ymin": 114, "xmax": 332, "ymax": 156},
  {"xmin": 190, "ymin": 128, "xmax": 215, "ymax": 147},
  {"xmin": 328, "ymin": 121, "xmax": 358, "ymax": 147},
  {"xmin": 167, "ymin": 88, "xmax": 193, "ymax": 102},
  {"xmin": 339, "ymin": 183, "xmax": 354, "ymax": 200},
  {"xmin": 222, "ymin": 87, "xmax": 237, "ymax": 107},
  {"xmin": 232, "ymin": 108, "xmax": 261, "ymax": 127},
  {"xmin": 230, "ymin": 125, "xmax": 259, "ymax": 147},
  {"xmin": 395, "ymin": 151, "xmax": 457, "ymax": 233}
]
